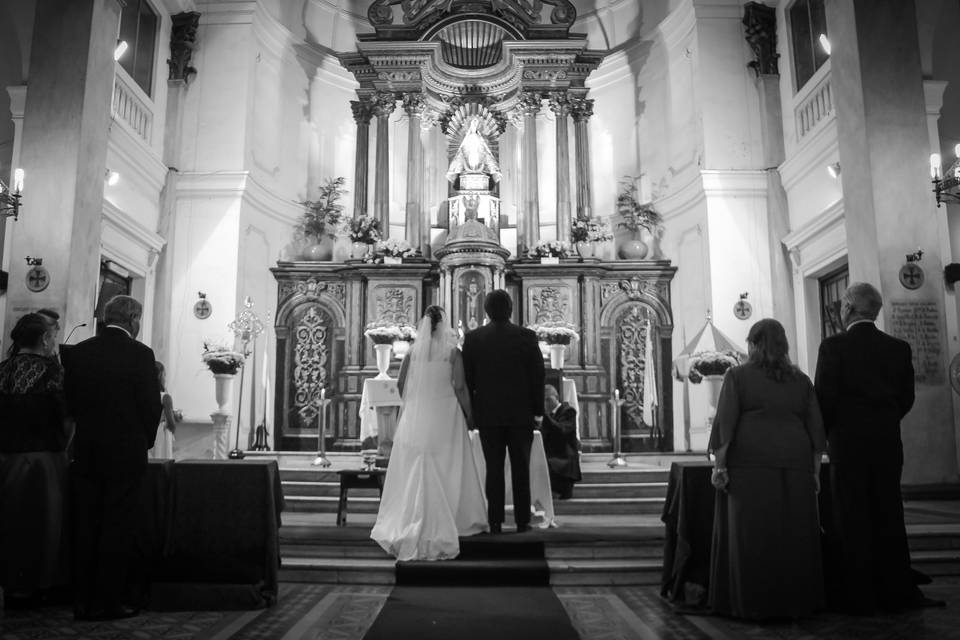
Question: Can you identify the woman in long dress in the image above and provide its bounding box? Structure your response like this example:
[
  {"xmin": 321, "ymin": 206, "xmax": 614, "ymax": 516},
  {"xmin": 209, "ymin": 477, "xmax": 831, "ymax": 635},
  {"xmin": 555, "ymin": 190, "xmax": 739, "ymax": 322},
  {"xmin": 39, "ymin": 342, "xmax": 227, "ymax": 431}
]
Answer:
[
  {"xmin": 371, "ymin": 306, "xmax": 488, "ymax": 561},
  {"xmin": 148, "ymin": 361, "xmax": 179, "ymax": 459},
  {"xmin": 708, "ymin": 318, "xmax": 827, "ymax": 620}
]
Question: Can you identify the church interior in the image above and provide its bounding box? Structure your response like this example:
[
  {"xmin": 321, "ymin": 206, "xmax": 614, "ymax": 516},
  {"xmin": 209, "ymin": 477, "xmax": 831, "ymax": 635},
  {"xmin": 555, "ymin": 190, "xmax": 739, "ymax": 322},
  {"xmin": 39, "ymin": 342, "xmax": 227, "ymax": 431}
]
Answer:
[{"xmin": 4, "ymin": 0, "xmax": 960, "ymax": 637}]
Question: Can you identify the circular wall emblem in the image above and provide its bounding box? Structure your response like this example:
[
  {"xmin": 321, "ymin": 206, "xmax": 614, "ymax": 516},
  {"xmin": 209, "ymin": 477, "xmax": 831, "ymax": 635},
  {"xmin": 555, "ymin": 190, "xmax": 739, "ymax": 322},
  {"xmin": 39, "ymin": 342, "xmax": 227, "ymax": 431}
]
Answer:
[
  {"xmin": 899, "ymin": 263, "xmax": 924, "ymax": 290},
  {"xmin": 733, "ymin": 299, "xmax": 753, "ymax": 320},
  {"xmin": 194, "ymin": 298, "xmax": 213, "ymax": 319},
  {"xmin": 25, "ymin": 265, "xmax": 50, "ymax": 292}
]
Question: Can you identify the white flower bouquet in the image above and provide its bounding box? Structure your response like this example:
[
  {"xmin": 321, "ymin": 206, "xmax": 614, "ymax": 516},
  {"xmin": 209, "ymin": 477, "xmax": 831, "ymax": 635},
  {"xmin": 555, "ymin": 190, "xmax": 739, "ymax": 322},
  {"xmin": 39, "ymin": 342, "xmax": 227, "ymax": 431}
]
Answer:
[
  {"xmin": 528, "ymin": 321, "xmax": 579, "ymax": 345},
  {"xmin": 529, "ymin": 239, "xmax": 571, "ymax": 259},
  {"xmin": 371, "ymin": 238, "xmax": 417, "ymax": 260},
  {"xmin": 687, "ymin": 350, "xmax": 741, "ymax": 383},
  {"xmin": 364, "ymin": 321, "xmax": 416, "ymax": 345},
  {"xmin": 202, "ymin": 340, "xmax": 245, "ymax": 375}
]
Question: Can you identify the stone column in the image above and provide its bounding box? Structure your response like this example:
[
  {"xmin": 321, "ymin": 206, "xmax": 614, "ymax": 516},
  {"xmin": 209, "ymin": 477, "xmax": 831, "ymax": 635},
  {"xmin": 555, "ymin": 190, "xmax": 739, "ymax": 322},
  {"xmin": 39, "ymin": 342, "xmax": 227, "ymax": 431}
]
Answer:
[
  {"xmin": 402, "ymin": 93, "xmax": 426, "ymax": 255},
  {"xmin": 571, "ymin": 97, "xmax": 595, "ymax": 219},
  {"xmin": 743, "ymin": 1, "xmax": 797, "ymax": 348},
  {"xmin": 550, "ymin": 92, "xmax": 572, "ymax": 243},
  {"xmin": 518, "ymin": 91, "xmax": 542, "ymax": 254},
  {"xmin": 350, "ymin": 96, "xmax": 373, "ymax": 218},
  {"xmin": 826, "ymin": 0, "xmax": 955, "ymax": 483},
  {"xmin": 372, "ymin": 92, "xmax": 396, "ymax": 238},
  {"xmin": 3, "ymin": 0, "xmax": 121, "ymax": 348}
]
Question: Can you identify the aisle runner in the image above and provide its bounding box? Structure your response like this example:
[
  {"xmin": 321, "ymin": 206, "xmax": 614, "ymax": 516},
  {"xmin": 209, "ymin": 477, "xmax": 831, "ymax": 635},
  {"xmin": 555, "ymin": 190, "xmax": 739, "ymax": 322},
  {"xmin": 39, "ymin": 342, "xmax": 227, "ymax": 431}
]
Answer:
[{"xmin": 363, "ymin": 537, "xmax": 579, "ymax": 640}]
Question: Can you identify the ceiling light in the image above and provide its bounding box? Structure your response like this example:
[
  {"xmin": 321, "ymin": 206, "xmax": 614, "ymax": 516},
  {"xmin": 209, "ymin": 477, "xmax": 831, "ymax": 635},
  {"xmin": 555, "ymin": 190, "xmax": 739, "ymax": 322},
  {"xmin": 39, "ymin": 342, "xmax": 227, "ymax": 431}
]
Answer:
[
  {"xmin": 818, "ymin": 34, "xmax": 831, "ymax": 55},
  {"xmin": 114, "ymin": 40, "xmax": 128, "ymax": 61},
  {"xmin": 106, "ymin": 170, "xmax": 120, "ymax": 186}
]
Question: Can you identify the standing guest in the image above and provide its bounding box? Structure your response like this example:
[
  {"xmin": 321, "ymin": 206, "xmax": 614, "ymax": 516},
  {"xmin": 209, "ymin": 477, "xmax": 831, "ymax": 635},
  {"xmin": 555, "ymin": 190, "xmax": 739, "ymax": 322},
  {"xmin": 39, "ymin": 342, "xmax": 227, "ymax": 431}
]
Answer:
[
  {"xmin": 148, "ymin": 362, "xmax": 180, "ymax": 460},
  {"xmin": 62, "ymin": 295, "xmax": 161, "ymax": 620},
  {"xmin": 462, "ymin": 290, "xmax": 545, "ymax": 534},
  {"xmin": 815, "ymin": 282, "xmax": 943, "ymax": 613},
  {"xmin": 541, "ymin": 384, "xmax": 581, "ymax": 499},
  {"xmin": 708, "ymin": 318, "xmax": 826, "ymax": 620},
  {"xmin": 0, "ymin": 313, "xmax": 70, "ymax": 607}
]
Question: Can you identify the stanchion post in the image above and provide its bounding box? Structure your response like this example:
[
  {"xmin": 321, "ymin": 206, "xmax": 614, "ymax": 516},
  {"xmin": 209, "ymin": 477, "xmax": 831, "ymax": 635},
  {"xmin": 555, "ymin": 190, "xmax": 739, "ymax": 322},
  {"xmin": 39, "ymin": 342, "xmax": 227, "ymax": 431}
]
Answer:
[
  {"xmin": 312, "ymin": 387, "xmax": 332, "ymax": 467},
  {"xmin": 607, "ymin": 388, "xmax": 628, "ymax": 468}
]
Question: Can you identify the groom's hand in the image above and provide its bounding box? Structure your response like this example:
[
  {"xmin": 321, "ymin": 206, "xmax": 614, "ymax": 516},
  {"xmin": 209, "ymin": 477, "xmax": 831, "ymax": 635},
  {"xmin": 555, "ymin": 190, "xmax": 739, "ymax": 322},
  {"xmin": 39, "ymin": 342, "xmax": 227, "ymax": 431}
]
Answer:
[{"xmin": 533, "ymin": 415, "xmax": 543, "ymax": 430}]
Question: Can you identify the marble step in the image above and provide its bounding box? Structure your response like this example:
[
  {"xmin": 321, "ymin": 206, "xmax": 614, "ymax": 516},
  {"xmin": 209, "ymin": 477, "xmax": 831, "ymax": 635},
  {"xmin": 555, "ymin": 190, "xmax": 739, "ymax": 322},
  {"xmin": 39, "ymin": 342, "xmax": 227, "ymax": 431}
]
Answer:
[
  {"xmin": 282, "ymin": 493, "xmax": 667, "ymax": 515},
  {"xmin": 278, "ymin": 466, "xmax": 671, "ymax": 484}
]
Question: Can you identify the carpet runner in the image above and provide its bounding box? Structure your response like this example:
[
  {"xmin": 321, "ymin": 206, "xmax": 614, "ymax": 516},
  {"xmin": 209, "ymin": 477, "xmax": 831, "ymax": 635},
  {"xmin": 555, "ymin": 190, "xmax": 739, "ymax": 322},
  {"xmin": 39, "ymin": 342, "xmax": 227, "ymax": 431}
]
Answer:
[{"xmin": 363, "ymin": 535, "xmax": 580, "ymax": 640}]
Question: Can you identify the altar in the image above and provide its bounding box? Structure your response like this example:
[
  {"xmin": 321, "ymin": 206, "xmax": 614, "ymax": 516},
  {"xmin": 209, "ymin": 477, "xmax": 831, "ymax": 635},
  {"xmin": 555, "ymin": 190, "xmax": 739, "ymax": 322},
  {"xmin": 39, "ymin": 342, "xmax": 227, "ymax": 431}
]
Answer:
[{"xmin": 268, "ymin": 2, "xmax": 677, "ymax": 454}]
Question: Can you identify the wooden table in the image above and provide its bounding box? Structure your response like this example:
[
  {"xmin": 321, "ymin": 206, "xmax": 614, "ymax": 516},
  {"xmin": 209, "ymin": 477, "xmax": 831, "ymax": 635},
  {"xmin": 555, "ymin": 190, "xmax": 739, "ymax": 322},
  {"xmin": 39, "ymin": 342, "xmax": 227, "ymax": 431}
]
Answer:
[{"xmin": 337, "ymin": 468, "xmax": 386, "ymax": 527}]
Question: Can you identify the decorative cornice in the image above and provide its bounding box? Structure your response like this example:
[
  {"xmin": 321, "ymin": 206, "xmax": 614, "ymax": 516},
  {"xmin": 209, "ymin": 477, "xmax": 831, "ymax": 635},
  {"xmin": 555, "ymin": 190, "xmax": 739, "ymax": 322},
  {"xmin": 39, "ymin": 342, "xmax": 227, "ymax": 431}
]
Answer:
[
  {"xmin": 107, "ymin": 123, "xmax": 168, "ymax": 195},
  {"xmin": 700, "ymin": 170, "xmax": 768, "ymax": 198},
  {"xmin": 173, "ymin": 171, "xmax": 302, "ymax": 225},
  {"xmin": 101, "ymin": 199, "xmax": 167, "ymax": 272},
  {"xmin": 779, "ymin": 117, "xmax": 839, "ymax": 192},
  {"xmin": 781, "ymin": 199, "xmax": 844, "ymax": 253}
]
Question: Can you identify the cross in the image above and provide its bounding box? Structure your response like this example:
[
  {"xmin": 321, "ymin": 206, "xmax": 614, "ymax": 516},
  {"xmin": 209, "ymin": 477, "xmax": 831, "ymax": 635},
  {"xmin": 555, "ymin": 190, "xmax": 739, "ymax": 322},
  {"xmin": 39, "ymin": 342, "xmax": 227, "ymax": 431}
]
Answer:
[
  {"xmin": 734, "ymin": 300, "xmax": 751, "ymax": 319},
  {"xmin": 900, "ymin": 265, "xmax": 923, "ymax": 288},
  {"xmin": 27, "ymin": 268, "xmax": 48, "ymax": 291}
]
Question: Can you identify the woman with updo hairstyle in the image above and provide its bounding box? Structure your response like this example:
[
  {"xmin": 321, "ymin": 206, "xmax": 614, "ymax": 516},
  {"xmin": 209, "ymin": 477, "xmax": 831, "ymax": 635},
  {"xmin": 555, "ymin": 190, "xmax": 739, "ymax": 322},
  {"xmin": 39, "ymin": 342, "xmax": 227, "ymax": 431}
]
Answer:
[
  {"xmin": 371, "ymin": 304, "xmax": 488, "ymax": 561},
  {"xmin": 0, "ymin": 312, "xmax": 71, "ymax": 604},
  {"xmin": 707, "ymin": 318, "xmax": 827, "ymax": 620}
]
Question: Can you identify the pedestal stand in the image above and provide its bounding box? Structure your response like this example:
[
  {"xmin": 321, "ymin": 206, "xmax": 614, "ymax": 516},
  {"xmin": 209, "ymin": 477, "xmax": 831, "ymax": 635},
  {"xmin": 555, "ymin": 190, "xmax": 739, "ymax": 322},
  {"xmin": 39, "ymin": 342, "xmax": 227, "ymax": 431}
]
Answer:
[
  {"xmin": 312, "ymin": 390, "xmax": 333, "ymax": 467},
  {"xmin": 607, "ymin": 390, "xmax": 628, "ymax": 468}
]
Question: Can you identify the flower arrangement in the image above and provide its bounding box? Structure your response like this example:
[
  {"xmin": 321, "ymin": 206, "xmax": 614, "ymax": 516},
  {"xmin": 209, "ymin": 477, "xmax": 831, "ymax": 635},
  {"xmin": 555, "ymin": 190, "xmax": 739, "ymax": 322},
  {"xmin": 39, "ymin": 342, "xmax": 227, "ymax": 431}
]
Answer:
[
  {"xmin": 296, "ymin": 176, "xmax": 347, "ymax": 239},
  {"xmin": 369, "ymin": 238, "xmax": 417, "ymax": 261},
  {"xmin": 528, "ymin": 321, "xmax": 579, "ymax": 345},
  {"xmin": 687, "ymin": 350, "xmax": 741, "ymax": 383},
  {"xmin": 348, "ymin": 215, "xmax": 382, "ymax": 244},
  {"xmin": 570, "ymin": 217, "xmax": 614, "ymax": 243},
  {"xmin": 616, "ymin": 178, "xmax": 663, "ymax": 234},
  {"xmin": 202, "ymin": 340, "xmax": 245, "ymax": 375},
  {"xmin": 529, "ymin": 239, "xmax": 571, "ymax": 259},
  {"xmin": 364, "ymin": 321, "xmax": 416, "ymax": 345}
]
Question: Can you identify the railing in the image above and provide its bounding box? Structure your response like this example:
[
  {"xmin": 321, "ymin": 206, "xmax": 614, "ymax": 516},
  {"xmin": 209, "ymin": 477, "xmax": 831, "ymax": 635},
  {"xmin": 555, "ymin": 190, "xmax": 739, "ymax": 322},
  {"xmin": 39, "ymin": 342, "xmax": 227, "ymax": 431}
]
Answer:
[
  {"xmin": 112, "ymin": 71, "xmax": 152, "ymax": 144},
  {"xmin": 795, "ymin": 72, "xmax": 832, "ymax": 141}
]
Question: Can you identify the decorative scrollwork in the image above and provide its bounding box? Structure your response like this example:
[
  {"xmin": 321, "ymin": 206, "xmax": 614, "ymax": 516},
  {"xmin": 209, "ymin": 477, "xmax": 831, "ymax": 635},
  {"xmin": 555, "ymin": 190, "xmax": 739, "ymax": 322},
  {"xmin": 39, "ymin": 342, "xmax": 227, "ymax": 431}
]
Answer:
[
  {"xmin": 743, "ymin": 2, "xmax": 778, "ymax": 77},
  {"xmin": 531, "ymin": 286, "xmax": 569, "ymax": 323},
  {"xmin": 618, "ymin": 305, "xmax": 649, "ymax": 428},
  {"xmin": 618, "ymin": 277, "xmax": 658, "ymax": 301},
  {"xmin": 375, "ymin": 288, "xmax": 414, "ymax": 324},
  {"xmin": 522, "ymin": 69, "xmax": 568, "ymax": 82},
  {"xmin": 294, "ymin": 307, "xmax": 329, "ymax": 425}
]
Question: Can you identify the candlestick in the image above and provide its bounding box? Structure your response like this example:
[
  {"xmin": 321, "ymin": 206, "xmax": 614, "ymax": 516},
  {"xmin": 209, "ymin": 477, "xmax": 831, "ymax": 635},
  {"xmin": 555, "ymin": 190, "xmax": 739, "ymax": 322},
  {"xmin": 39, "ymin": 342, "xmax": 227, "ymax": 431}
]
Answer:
[
  {"xmin": 607, "ymin": 388, "xmax": 627, "ymax": 468},
  {"xmin": 312, "ymin": 386, "xmax": 331, "ymax": 467}
]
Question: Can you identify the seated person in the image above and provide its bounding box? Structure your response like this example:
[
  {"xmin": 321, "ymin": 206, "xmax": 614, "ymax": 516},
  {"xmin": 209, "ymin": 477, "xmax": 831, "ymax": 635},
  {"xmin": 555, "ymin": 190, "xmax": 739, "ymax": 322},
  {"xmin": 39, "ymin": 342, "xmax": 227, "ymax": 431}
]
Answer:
[{"xmin": 540, "ymin": 384, "xmax": 581, "ymax": 499}]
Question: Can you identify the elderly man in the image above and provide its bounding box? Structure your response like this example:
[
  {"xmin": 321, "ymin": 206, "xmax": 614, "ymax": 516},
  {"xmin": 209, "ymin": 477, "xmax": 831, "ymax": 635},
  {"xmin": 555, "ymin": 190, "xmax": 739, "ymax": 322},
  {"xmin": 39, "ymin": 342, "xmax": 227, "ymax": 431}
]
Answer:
[
  {"xmin": 815, "ymin": 282, "xmax": 941, "ymax": 613},
  {"xmin": 540, "ymin": 384, "xmax": 581, "ymax": 500},
  {"xmin": 62, "ymin": 295, "xmax": 160, "ymax": 620}
]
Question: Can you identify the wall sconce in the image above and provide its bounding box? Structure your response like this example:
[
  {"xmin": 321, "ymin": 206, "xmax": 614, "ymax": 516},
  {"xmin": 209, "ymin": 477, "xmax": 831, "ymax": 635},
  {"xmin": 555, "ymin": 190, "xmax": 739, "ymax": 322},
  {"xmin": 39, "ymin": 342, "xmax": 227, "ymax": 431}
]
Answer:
[
  {"xmin": 114, "ymin": 39, "xmax": 128, "ymax": 61},
  {"xmin": 0, "ymin": 168, "xmax": 24, "ymax": 220},
  {"xmin": 826, "ymin": 162, "xmax": 841, "ymax": 179},
  {"xmin": 105, "ymin": 170, "xmax": 120, "ymax": 186},
  {"xmin": 931, "ymin": 145, "xmax": 960, "ymax": 207},
  {"xmin": 818, "ymin": 34, "xmax": 831, "ymax": 55}
]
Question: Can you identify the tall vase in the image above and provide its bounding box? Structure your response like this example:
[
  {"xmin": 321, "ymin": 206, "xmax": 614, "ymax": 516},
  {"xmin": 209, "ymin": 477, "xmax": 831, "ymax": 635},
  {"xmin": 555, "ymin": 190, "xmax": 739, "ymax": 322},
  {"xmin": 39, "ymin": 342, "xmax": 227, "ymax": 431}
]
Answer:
[
  {"xmin": 374, "ymin": 343, "xmax": 393, "ymax": 379},
  {"xmin": 214, "ymin": 373, "xmax": 234, "ymax": 411},
  {"xmin": 704, "ymin": 374, "xmax": 724, "ymax": 428},
  {"xmin": 549, "ymin": 344, "xmax": 566, "ymax": 370},
  {"xmin": 575, "ymin": 241, "xmax": 595, "ymax": 258},
  {"xmin": 618, "ymin": 232, "xmax": 649, "ymax": 260}
]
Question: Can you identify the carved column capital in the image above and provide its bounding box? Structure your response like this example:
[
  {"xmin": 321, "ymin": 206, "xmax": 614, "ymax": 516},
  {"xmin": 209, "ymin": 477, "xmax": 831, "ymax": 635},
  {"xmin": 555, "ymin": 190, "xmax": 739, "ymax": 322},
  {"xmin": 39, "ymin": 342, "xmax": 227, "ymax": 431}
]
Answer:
[
  {"xmin": 168, "ymin": 11, "xmax": 200, "ymax": 84},
  {"xmin": 372, "ymin": 91, "xmax": 397, "ymax": 118},
  {"xmin": 548, "ymin": 91, "xmax": 571, "ymax": 117},
  {"xmin": 743, "ymin": 1, "xmax": 779, "ymax": 77},
  {"xmin": 570, "ymin": 97, "xmax": 594, "ymax": 122},
  {"xmin": 518, "ymin": 91, "xmax": 543, "ymax": 117},
  {"xmin": 402, "ymin": 92, "xmax": 427, "ymax": 117},
  {"xmin": 350, "ymin": 97, "xmax": 374, "ymax": 125}
]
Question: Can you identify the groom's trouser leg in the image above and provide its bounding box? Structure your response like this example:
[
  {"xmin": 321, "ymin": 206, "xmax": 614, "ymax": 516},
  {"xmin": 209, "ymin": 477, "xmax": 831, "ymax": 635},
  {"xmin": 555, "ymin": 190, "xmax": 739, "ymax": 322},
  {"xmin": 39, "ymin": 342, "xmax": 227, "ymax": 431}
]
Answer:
[
  {"xmin": 480, "ymin": 428, "xmax": 507, "ymax": 526},
  {"xmin": 506, "ymin": 428, "xmax": 533, "ymax": 527}
]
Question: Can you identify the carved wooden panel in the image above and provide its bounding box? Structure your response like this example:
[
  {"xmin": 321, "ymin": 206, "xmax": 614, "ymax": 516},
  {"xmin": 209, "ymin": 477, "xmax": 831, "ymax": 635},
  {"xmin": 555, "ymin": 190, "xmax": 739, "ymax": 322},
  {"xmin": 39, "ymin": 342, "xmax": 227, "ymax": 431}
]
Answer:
[
  {"xmin": 370, "ymin": 285, "xmax": 417, "ymax": 325},
  {"xmin": 528, "ymin": 285, "xmax": 572, "ymax": 324},
  {"xmin": 292, "ymin": 306, "xmax": 330, "ymax": 427},
  {"xmin": 617, "ymin": 304, "xmax": 650, "ymax": 429}
]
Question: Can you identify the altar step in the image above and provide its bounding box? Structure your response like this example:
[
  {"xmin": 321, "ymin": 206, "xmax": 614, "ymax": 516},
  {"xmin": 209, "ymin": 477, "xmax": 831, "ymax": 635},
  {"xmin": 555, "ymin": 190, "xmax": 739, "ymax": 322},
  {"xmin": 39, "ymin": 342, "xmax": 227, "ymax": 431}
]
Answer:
[{"xmin": 279, "ymin": 467, "xmax": 671, "ymax": 516}]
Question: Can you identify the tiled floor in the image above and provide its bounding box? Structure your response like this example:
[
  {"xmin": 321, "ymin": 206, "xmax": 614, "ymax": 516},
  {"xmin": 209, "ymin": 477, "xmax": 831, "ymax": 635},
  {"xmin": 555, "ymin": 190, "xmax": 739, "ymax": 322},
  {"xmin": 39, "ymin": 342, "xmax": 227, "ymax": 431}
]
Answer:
[{"xmin": 3, "ymin": 580, "xmax": 960, "ymax": 640}]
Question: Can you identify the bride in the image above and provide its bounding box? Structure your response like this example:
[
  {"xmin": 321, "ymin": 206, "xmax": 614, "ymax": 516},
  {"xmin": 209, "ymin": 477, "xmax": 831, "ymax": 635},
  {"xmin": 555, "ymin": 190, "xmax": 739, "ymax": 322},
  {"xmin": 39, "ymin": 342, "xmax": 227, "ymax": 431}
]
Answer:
[{"xmin": 370, "ymin": 305, "xmax": 488, "ymax": 560}]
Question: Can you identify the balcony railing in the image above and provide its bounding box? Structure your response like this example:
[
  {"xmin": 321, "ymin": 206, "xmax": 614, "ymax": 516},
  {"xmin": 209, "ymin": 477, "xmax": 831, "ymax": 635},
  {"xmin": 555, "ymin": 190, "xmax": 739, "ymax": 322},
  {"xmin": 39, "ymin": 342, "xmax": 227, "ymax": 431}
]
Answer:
[
  {"xmin": 795, "ymin": 72, "xmax": 833, "ymax": 141},
  {"xmin": 112, "ymin": 70, "xmax": 152, "ymax": 144}
]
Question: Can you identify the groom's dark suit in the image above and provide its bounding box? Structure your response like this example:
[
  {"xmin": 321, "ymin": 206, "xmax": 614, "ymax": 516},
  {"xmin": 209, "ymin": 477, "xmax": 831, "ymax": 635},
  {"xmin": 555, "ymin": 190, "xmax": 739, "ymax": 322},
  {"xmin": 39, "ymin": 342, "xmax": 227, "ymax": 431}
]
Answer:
[
  {"xmin": 63, "ymin": 327, "xmax": 161, "ymax": 615},
  {"xmin": 463, "ymin": 319, "xmax": 545, "ymax": 529},
  {"xmin": 815, "ymin": 321, "xmax": 919, "ymax": 612}
]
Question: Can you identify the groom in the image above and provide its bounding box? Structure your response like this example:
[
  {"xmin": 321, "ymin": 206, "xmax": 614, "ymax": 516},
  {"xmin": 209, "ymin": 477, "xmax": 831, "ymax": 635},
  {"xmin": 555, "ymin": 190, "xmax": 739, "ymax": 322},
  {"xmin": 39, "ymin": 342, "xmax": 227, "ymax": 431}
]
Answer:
[{"xmin": 463, "ymin": 290, "xmax": 545, "ymax": 533}]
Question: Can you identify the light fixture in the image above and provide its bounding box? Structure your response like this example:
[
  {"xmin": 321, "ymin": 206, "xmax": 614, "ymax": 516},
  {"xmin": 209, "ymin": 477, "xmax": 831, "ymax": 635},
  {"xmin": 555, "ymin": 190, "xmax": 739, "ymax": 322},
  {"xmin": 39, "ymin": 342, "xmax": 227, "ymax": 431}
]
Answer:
[
  {"xmin": 931, "ymin": 144, "xmax": 960, "ymax": 207},
  {"xmin": 827, "ymin": 162, "xmax": 841, "ymax": 179},
  {"xmin": 114, "ymin": 40, "xmax": 128, "ymax": 61},
  {"xmin": 818, "ymin": 34, "xmax": 831, "ymax": 55},
  {"xmin": 105, "ymin": 170, "xmax": 120, "ymax": 186},
  {"xmin": 0, "ymin": 168, "xmax": 24, "ymax": 220}
]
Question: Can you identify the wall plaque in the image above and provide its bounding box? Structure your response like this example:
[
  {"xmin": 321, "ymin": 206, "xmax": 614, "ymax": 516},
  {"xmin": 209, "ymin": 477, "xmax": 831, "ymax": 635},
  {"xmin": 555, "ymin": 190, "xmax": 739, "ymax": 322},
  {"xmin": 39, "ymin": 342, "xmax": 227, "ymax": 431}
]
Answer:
[{"xmin": 889, "ymin": 301, "xmax": 944, "ymax": 384}]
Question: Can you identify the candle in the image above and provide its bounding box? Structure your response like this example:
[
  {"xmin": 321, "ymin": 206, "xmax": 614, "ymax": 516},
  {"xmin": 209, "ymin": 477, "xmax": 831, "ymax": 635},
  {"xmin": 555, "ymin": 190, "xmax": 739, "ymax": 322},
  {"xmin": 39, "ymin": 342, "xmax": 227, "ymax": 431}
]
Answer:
[
  {"xmin": 614, "ymin": 389, "xmax": 620, "ymax": 402},
  {"xmin": 13, "ymin": 168, "xmax": 23, "ymax": 193},
  {"xmin": 321, "ymin": 387, "xmax": 326, "ymax": 403},
  {"xmin": 931, "ymin": 153, "xmax": 942, "ymax": 180}
]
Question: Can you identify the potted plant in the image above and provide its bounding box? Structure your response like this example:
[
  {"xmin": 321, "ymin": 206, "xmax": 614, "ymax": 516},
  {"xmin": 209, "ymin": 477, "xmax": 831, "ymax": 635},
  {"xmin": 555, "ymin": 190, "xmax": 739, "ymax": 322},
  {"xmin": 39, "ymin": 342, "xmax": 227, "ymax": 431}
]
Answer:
[
  {"xmin": 570, "ymin": 217, "xmax": 614, "ymax": 258},
  {"xmin": 369, "ymin": 238, "xmax": 417, "ymax": 264},
  {"xmin": 347, "ymin": 215, "xmax": 381, "ymax": 260},
  {"xmin": 616, "ymin": 177, "xmax": 663, "ymax": 260},
  {"xmin": 202, "ymin": 340, "xmax": 245, "ymax": 411},
  {"xmin": 297, "ymin": 176, "xmax": 347, "ymax": 261},
  {"xmin": 529, "ymin": 321, "xmax": 579, "ymax": 369},
  {"xmin": 528, "ymin": 240, "xmax": 571, "ymax": 264}
]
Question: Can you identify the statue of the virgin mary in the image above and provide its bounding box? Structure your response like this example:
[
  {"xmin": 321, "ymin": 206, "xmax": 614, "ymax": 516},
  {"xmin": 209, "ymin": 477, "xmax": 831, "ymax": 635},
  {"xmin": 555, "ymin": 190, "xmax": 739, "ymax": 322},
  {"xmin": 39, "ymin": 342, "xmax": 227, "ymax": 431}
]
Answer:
[{"xmin": 446, "ymin": 116, "xmax": 502, "ymax": 184}]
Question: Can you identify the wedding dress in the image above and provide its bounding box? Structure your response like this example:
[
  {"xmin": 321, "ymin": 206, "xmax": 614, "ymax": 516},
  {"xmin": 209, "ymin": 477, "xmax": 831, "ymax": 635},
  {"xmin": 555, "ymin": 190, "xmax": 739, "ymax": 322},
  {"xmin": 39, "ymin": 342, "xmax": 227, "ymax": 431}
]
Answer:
[{"xmin": 370, "ymin": 313, "xmax": 488, "ymax": 561}]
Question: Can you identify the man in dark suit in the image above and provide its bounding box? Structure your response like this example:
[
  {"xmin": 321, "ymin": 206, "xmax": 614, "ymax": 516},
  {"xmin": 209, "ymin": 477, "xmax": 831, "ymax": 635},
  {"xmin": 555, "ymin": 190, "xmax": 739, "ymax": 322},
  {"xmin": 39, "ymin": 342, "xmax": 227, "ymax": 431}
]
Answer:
[
  {"xmin": 462, "ymin": 290, "xmax": 545, "ymax": 533},
  {"xmin": 62, "ymin": 295, "xmax": 161, "ymax": 620},
  {"xmin": 541, "ymin": 384, "xmax": 581, "ymax": 499},
  {"xmin": 815, "ymin": 282, "xmax": 940, "ymax": 613}
]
